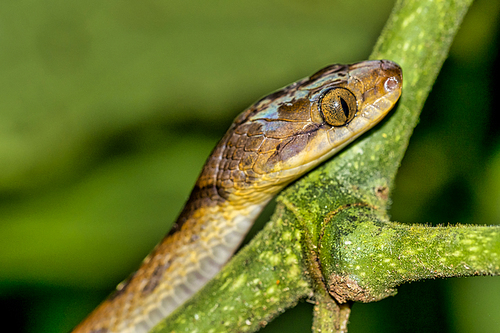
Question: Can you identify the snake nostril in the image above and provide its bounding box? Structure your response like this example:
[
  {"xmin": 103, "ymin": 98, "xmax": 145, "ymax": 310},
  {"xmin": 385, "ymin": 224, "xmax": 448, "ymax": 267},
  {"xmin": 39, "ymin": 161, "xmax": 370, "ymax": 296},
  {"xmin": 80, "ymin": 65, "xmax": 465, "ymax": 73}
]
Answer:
[{"xmin": 384, "ymin": 76, "xmax": 401, "ymax": 92}]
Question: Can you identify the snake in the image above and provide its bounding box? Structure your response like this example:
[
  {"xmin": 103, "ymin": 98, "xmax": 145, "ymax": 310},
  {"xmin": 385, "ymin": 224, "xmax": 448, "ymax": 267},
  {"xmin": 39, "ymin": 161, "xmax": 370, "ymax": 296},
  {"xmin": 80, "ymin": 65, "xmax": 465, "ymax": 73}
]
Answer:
[{"xmin": 72, "ymin": 60, "xmax": 402, "ymax": 333}]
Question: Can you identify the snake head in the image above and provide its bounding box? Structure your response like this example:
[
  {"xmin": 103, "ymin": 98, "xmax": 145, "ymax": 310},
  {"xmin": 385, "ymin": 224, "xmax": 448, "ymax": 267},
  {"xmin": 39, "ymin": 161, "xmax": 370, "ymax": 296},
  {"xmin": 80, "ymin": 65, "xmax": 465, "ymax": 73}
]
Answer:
[{"xmin": 207, "ymin": 60, "xmax": 402, "ymax": 202}]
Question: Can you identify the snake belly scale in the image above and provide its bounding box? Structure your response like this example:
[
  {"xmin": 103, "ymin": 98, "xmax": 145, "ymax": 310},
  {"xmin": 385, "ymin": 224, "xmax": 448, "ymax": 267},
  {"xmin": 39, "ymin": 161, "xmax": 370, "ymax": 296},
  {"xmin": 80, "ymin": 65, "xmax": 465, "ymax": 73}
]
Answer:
[{"xmin": 73, "ymin": 60, "xmax": 402, "ymax": 333}]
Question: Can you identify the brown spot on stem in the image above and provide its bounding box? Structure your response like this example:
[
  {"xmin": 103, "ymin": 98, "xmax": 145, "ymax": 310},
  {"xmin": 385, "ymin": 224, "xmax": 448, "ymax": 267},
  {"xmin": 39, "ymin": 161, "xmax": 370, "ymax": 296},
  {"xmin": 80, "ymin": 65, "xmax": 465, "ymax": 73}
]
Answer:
[
  {"xmin": 328, "ymin": 275, "xmax": 373, "ymax": 303},
  {"xmin": 375, "ymin": 186, "xmax": 389, "ymax": 200},
  {"xmin": 328, "ymin": 275, "xmax": 396, "ymax": 303}
]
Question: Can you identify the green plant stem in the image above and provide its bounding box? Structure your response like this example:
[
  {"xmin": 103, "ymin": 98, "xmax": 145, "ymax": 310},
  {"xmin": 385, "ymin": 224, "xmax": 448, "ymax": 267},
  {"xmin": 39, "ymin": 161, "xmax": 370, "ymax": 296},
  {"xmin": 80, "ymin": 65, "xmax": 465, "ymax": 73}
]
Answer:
[
  {"xmin": 312, "ymin": 294, "xmax": 351, "ymax": 333},
  {"xmin": 319, "ymin": 206, "xmax": 500, "ymax": 303}
]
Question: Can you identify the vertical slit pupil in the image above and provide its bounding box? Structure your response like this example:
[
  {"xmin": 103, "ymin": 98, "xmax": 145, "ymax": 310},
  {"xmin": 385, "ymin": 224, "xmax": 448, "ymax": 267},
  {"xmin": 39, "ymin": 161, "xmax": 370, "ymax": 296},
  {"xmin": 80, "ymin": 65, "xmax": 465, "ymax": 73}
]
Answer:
[{"xmin": 340, "ymin": 97, "xmax": 350, "ymax": 118}]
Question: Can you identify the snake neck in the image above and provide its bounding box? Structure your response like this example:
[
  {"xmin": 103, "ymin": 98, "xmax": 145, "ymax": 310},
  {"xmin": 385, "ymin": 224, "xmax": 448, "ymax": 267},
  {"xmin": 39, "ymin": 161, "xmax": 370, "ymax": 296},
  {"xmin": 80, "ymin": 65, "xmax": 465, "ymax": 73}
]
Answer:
[
  {"xmin": 168, "ymin": 126, "xmax": 274, "ymax": 238},
  {"xmin": 73, "ymin": 146, "xmax": 268, "ymax": 333}
]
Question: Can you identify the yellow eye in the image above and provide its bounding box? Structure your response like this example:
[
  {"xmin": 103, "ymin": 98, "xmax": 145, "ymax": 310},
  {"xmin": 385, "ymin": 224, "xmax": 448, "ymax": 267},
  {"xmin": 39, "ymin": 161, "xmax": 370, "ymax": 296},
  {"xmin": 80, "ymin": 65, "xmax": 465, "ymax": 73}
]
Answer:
[{"xmin": 319, "ymin": 88, "xmax": 357, "ymax": 126}]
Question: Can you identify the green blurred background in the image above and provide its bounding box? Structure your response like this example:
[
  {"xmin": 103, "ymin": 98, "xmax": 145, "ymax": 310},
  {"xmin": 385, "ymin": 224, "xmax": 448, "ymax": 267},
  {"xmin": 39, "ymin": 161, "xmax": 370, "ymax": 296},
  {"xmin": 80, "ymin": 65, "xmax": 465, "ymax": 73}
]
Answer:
[{"xmin": 0, "ymin": 0, "xmax": 499, "ymax": 332}]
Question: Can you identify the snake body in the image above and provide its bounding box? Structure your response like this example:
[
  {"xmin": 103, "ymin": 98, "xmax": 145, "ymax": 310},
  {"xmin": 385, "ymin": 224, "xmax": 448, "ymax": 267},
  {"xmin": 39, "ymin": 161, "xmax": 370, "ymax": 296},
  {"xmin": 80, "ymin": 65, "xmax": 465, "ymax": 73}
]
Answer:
[{"xmin": 73, "ymin": 60, "xmax": 402, "ymax": 333}]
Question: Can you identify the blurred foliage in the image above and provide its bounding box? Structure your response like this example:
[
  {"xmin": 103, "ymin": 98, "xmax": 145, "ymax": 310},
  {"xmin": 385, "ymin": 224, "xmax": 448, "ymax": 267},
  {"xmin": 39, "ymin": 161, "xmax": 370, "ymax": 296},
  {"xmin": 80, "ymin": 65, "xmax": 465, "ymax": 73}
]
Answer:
[{"xmin": 0, "ymin": 0, "xmax": 498, "ymax": 332}]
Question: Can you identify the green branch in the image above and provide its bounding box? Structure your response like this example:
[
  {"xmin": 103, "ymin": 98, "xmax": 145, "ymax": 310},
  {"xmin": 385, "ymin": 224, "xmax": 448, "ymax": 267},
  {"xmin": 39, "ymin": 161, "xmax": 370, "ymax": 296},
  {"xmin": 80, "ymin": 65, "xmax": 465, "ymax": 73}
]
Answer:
[
  {"xmin": 318, "ymin": 206, "xmax": 500, "ymax": 304},
  {"xmin": 151, "ymin": 0, "xmax": 500, "ymax": 332}
]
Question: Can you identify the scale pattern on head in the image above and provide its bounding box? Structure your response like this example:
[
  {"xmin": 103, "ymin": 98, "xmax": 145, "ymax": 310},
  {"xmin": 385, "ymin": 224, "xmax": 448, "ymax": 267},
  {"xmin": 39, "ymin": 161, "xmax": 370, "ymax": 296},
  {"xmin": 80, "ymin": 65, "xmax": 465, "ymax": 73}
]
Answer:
[{"xmin": 192, "ymin": 60, "xmax": 403, "ymax": 209}]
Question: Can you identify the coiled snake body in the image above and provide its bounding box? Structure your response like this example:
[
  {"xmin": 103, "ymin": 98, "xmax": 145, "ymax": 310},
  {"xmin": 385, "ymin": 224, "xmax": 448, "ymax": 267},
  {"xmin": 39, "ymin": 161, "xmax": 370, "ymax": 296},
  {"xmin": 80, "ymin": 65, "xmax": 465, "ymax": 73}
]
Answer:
[{"xmin": 73, "ymin": 60, "xmax": 402, "ymax": 333}]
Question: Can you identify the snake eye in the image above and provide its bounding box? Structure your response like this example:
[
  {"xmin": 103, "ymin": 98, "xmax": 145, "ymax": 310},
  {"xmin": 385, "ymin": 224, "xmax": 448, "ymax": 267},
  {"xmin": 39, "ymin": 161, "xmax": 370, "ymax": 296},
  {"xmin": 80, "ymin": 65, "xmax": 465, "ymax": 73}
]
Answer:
[{"xmin": 319, "ymin": 87, "xmax": 357, "ymax": 126}]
